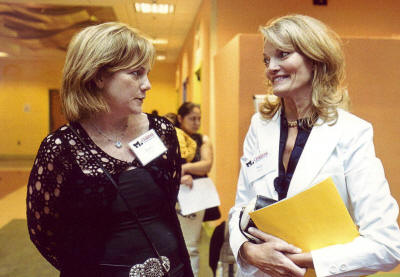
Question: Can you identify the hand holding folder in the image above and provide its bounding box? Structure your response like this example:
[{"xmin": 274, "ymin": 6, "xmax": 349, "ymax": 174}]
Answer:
[{"xmin": 249, "ymin": 177, "xmax": 359, "ymax": 276}]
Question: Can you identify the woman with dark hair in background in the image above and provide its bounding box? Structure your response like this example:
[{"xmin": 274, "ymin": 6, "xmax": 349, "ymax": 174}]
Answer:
[
  {"xmin": 175, "ymin": 102, "xmax": 214, "ymax": 276},
  {"xmin": 27, "ymin": 22, "xmax": 193, "ymax": 277}
]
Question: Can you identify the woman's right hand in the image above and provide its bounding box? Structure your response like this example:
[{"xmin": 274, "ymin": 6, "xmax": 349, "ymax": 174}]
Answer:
[{"xmin": 239, "ymin": 228, "xmax": 306, "ymax": 277}]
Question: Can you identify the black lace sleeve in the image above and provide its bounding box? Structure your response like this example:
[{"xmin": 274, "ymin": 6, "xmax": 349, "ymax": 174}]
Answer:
[
  {"xmin": 147, "ymin": 115, "xmax": 182, "ymax": 203},
  {"xmin": 26, "ymin": 130, "xmax": 71, "ymax": 270}
]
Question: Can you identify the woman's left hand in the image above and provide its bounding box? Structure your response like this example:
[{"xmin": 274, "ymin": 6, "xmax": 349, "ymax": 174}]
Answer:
[
  {"xmin": 180, "ymin": 174, "xmax": 193, "ymax": 188},
  {"xmin": 242, "ymin": 227, "xmax": 306, "ymax": 277}
]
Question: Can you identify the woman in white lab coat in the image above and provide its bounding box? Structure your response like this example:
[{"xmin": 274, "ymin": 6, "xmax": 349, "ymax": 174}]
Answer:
[{"xmin": 229, "ymin": 14, "xmax": 400, "ymax": 277}]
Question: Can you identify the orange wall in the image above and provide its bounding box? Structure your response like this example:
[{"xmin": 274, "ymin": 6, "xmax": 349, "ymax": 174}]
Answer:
[
  {"xmin": 344, "ymin": 38, "xmax": 400, "ymax": 207},
  {"xmin": 216, "ymin": 0, "xmax": 400, "ymax": 50},
  {"xmin": 176, "ymin": 0, "xmax": 212, "ymax": 134},
  {"xmin": 214, "ymin": 34, "xmax": 266, "ymax": 220},
  {"xmin": 0, "ymin": 58, "xmax": 64, "ymax": 157},
  {"xmin": 214, "ymin": 36, "xmax": 240, "ymax": 219},
  {"xmin": 144, "ymin": 62, "xmax": 178, "ymax": 116},
  {"xmin": 238, "ymin": 35, "xmax": 266, "ymax": 145}
]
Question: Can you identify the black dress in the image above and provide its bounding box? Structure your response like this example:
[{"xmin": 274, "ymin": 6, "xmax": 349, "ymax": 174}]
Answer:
[
  {"xmin": 26, "ymin": 114, "xmax": 193, "ymax": 277},
  {"xmin": 98, "ymin": 168, "xmax": 184, "ymax": 276}
]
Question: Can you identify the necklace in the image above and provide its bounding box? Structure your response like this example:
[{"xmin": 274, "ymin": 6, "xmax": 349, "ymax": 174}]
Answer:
[
  {"xmin": 287, "ymin": 119, "xmax": 298, "ymax": 128},
  {"xmin": 93, "ymin": 125, "xmax": 127, "ymax": 149}
]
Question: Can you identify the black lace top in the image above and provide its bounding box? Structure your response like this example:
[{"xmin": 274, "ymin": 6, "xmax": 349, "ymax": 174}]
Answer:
[{"xmin": 26, "ymin": 114, "xmax": 192, "ymax": 276}]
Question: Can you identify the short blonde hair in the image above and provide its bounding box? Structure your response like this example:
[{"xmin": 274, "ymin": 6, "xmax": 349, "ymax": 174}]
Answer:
[
  {"xmin": 61, "ymin": 22, "xmax": 155, "ymax": 121},
  {"xmin": 259, "ymin": 14, "xmax": 348, "ymax": 126}
]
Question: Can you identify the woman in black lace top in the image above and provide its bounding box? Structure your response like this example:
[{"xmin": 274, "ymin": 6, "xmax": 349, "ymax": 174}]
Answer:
[{"xmin": 26, "ymin": 22, "xmax": 193, "ymax": 277}]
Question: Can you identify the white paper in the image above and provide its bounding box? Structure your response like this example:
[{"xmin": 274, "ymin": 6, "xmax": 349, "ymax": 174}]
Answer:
[{"xmin": 177, "ymin": 177, "xmax": 220, "ymax": 215}]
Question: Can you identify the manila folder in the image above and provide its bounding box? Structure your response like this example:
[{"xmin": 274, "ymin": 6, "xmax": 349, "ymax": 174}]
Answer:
[{"xmin": 249, "ymin": 177, "xmax": 359, "ymax": 276}]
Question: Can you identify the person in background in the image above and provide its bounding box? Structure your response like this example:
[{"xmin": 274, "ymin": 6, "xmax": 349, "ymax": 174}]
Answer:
[
  {"xmin": 229, "ymin": 14, "xmax": 400, "ymax": 276},
  {"xmin": 164, "ymin": 112, "xmax": 197, "ymax": 187},
  {"xmin": 175, "ymin": 102, "xmax": 214, "ymax": 276},
  {"xmin": 26, "ymin": 22, "xmax": 193, "ymax": 277}
]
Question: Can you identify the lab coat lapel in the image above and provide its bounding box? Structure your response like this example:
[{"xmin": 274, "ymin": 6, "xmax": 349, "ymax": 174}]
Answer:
[
  {"xmin": 257, "ymin": 111, "xmax": 280, "ymax": 180},
  {"xmin": 287, "ymin": 118, "xmax": 341, "ymax": 197}
]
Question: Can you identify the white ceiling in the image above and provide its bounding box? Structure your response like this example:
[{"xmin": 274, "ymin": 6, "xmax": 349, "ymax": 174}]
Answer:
[{"xmin": 0, "ymin": 0, "xmax": 203, "ymax": 62}]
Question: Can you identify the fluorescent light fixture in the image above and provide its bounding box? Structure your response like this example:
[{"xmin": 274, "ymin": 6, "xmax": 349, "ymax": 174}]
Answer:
[
  {"xmin": 0, "ymin": 51, "xmax": 9, "ymax": 57},
  {"xmin": 156, "ymin": 55, "xmax": 166, "ymax": 61},
  {"xmin": 149, "ymin": 38, "xmax": 168, "ymax": 45},
  {"xmin": 135, "ymin": 3, "xmax": 174, "ymax": 14}
]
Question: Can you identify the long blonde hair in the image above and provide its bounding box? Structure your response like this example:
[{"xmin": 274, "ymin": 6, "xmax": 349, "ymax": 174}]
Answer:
[{"xmin": 259, "ymin": 14, "xmax": 349, "ymax": 126}]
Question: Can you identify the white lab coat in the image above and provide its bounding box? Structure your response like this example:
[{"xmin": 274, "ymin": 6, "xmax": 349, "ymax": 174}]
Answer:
[{"xmin": 229, "ymin": 109, "xmax": 400, "ymax": 277}]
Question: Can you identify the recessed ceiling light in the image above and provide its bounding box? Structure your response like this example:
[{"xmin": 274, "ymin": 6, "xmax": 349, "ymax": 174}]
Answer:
[
  {"xmin": 156, "ymin": 55, "xmax": 166, "ymax": 61},
  {"xmin": 134, "ymin": 3, "xmax": 174, "ymax": 14},
  {"xmin": 149, "ymin": 38, "xmax": 168, "ymax": 45},
  {"xmin": 0, "ymin": 51, "xmax": 9, "ymax": 58}
]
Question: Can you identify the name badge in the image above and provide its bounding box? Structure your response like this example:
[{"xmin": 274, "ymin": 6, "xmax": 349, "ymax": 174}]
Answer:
[
  {"xmin": 128, "ymin": 129, "xmax": 167, "ymax": 166},
  {"xmin": 241, "ymin": 152, "xmax": 268, "ymax": 183}
]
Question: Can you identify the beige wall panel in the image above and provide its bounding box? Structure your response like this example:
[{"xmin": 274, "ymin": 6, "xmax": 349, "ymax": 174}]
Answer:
[
  {"xmin": 214, "ymin": 36, "xmax": 240, "ymax": 220},
  {"xmin": 344, "ymin": 38, "xmax": 400, "ymax": 212},
  {"xmin": 217, "ymin": 0, "xmax": 400, "ymax": 50},
  {"xmin": 214, "ymin": 34, "xmax": 265, "ymax": 221}
]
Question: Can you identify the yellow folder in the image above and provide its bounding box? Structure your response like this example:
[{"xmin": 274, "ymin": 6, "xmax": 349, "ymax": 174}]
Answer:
[{"xmin": 249, "ymin": 177, "xmax": 359, "ymax": 276}]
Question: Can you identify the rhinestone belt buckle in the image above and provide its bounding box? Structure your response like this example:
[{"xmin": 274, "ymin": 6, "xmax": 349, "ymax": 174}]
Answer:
[{"xmin": 129, "ymin": 256, "xmax": 170, "ymax": 277}]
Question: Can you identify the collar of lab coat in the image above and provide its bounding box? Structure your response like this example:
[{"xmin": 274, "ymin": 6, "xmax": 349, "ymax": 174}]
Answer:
[{"xmin": 258, "ymin": 109, "xmax": 341, "ymax": 198}]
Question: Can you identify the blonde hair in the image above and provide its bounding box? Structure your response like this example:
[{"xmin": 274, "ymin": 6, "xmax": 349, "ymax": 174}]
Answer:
[
  {"xmin": 61, "ymin": 22, "xmax": 155, "ymax": 121},
  {"xmin": 259, "ymin": 14, "xmax": 348, "ymax": 126}
]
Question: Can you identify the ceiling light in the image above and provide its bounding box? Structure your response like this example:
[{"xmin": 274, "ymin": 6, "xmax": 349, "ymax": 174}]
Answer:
[
  {"xmin": 0, "ymin": 51, "xmax": 9, "ymax": 58},
  {"xmin": 156, "ymin": 55, "xmax": 166, "ymax": 61},
  {"xmin": 149, "ymin": 38, "xmax": 168, "ymax": 45},
  {"xmin": 135, "ymin": 3, "xmax": 174, "ymax": 14}
]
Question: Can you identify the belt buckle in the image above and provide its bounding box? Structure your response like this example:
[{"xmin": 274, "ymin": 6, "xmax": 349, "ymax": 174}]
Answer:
[{"xmin": 129, "ymin": 256, "xmax": 170, "ymax": 277}]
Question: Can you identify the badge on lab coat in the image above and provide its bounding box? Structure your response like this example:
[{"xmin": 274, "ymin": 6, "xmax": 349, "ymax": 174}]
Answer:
[
  {"xmin": 241, "ymin": 152, "xmax": 269, "ymax": 183},
  {"xmin": 128, "ymin": 129, "xmax": 167, "ymax": 166}
]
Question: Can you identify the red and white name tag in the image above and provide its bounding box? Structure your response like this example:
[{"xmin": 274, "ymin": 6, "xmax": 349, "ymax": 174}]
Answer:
[
  {"xmin": 241, "ymin": 152, "xmax": 269, "ymax": 183},
  {"xmin": 128, "ymin": 129, "xmax": 167, "ymax": 166}
]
